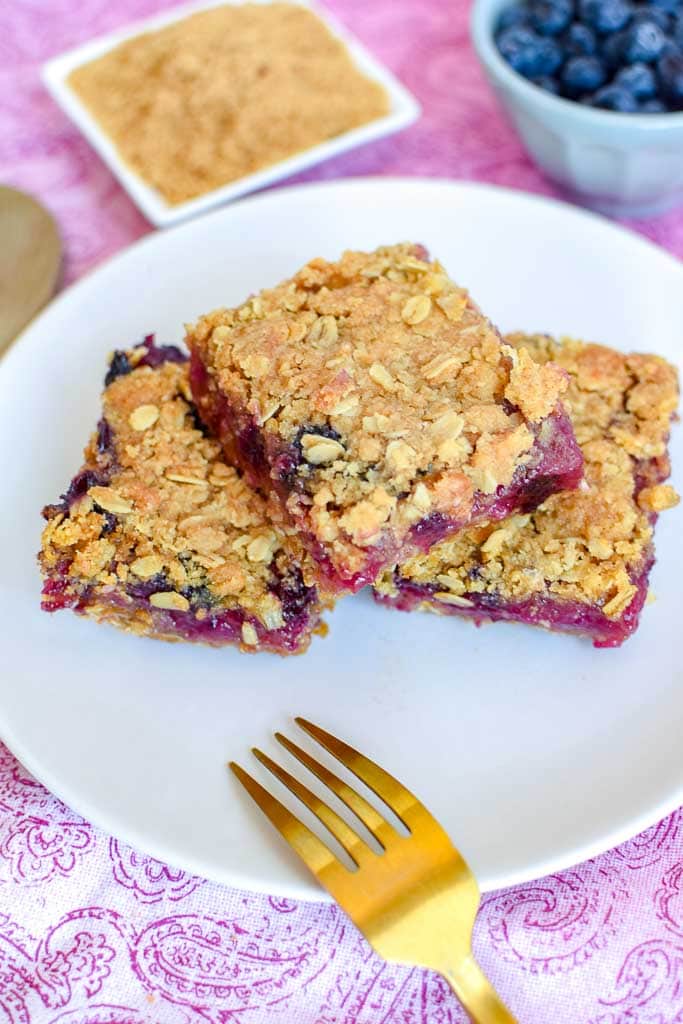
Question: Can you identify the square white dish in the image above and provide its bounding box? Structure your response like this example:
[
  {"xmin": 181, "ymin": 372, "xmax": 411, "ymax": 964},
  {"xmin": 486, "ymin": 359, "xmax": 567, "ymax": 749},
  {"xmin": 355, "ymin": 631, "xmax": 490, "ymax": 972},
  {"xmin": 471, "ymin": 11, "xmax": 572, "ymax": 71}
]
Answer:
[{"xmin": 41, "ymin": 0, "xmax": 420, "ymax": 227}]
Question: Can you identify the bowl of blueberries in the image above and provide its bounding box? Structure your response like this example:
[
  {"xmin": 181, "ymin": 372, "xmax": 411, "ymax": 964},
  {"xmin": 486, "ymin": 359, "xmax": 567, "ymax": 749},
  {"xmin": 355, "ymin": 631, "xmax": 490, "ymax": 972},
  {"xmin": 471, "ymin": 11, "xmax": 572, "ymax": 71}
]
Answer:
[{"xmin": 471, "ymin": 0, "xmax": 683, "ymax": 215}]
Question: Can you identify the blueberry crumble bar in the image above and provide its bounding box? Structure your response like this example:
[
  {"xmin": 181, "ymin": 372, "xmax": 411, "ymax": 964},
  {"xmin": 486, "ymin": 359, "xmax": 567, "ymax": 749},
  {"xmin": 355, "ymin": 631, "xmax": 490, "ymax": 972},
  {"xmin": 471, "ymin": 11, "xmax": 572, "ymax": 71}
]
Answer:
[
  {"xmin": 39, "ymin": 339, "xmax": 330, "ymax": 655},
  {"xmin": 187, "ymin": 244, "xmax": 583, "ymax": 592},
  {"xmin": 374, "ymin": 334, "xmax": 680, "ymax": 648}
]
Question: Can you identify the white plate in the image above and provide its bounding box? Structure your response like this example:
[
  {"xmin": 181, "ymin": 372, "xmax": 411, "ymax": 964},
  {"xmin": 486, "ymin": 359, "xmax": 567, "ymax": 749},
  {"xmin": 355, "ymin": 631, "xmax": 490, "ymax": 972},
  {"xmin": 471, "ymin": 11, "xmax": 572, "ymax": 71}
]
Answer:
[
  {"xmin": 1, "ymin": 179, "xmax": 682, "ymax": 900},
  {"xmin": 41, "ymin": 0, "xmax": 419, "ymax": 227}
]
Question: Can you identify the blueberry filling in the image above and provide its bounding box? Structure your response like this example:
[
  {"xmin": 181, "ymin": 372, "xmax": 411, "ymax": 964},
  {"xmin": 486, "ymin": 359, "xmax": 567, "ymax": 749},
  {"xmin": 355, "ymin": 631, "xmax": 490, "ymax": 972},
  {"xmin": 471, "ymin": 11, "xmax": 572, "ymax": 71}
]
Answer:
[
  {"xmin": 40, "ymin": 572, "xmax": 88, "ymax": 612},
  {"xmin": 270, "ymin": 566, "xmax": 317, "ymax": 622},
  {"xmin": 410, "ymin": 512, "xmax": 452, "ymax": 550},
  {"xmin": 275, "ymin": 424, "xmax": 343, "ymax": 487},
  {"xmin": 104, "ymin": 336, "xmax": 187, "ymax": 387},
  {"xmin": 58, "ymin": 468, "xmax": 108, "ymax": 511},
  {"xmin": 377, "ymin": 558, "xmax": 653, "ymax": 648},
  {"xmin": 294, "ymin": 422, "xmax": 342, "ymax": 446},
  {"xmin": 97, "ymin": 510, "xmax": 118, "ymax": 535},
  {"xmin": 138, "ymin": 337, "xmax": 187, "ymax": 369},
  {"xmin": 104, "ymin": 350, "xmax": 133, "ymax": 387},
  {"xmin": 41, "ymin": 563, "xmax": 319, "ymax": 651},
  {"xmin": 181, "ymin": 583, "xmax": 217, "ymax": 610},
  {"xmin": 125, "ymin": 573, "xmax": 171, "ymax": 601},
  {"xmin": 272, "ymin": 446, "xmax": 301, "ymax": 489},
  {"xmin": 294, "ymin": 423, "xmax": 342, "ymax": 464},
  {"xmin": 188, "ymin": 405, "xmax": 210, "ymax": 436},
  {"xmin": 96, "ymin": 417, "xmax": 114, "ymax": 455},
  {"xmin": 238, "ymin": 419, "xmax": 267, "ymax": 472}
]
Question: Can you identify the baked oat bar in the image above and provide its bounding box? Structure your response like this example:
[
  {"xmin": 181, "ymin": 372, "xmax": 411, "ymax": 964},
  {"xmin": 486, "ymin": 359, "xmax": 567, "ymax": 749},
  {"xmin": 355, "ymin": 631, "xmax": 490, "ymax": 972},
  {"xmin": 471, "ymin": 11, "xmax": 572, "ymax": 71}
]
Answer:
[
  {"xmin": 39, "ymin": 339, "xmax": 329, "ymax": 655},
  {"xmin": 373, "ymin": 334, "xmax": 680, "ymax": 648},
  {"xmin": 187, "ymin": 244, "xmax": 583, "ymax": 592}
]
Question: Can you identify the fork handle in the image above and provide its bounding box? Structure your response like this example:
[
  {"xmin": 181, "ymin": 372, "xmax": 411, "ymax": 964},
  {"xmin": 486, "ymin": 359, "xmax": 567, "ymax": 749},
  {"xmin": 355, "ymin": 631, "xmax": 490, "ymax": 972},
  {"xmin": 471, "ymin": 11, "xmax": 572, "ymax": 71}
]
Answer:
[{"xmin": 441, "ymin": 954, "xmax": 519, "ymax": 1023}]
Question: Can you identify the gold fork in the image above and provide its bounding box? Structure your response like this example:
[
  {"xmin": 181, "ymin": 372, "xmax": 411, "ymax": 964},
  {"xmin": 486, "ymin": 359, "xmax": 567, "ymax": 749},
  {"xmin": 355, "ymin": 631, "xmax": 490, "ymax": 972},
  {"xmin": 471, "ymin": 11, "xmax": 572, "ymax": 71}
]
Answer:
[{"xmin": 230, "ymin": 718, "xmax": 517, "ymax": 1024}]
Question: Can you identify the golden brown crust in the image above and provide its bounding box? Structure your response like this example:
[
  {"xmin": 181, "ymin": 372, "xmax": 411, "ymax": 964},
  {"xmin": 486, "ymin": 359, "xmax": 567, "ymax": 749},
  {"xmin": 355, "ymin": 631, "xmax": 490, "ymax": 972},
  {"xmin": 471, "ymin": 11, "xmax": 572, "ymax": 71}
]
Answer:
[
  {"xmin": 376, "ymin": 333, "xmax": 680, "ymax": 619},
  {"xmin": 187, "ymin": 245, "xmax": 569, "ymax": 566},
  {"xmin": 68, "ymin": 3, "xmax": 389, "ymax": 205},
  {"xmin": 40, "ymin": 357, "xmax": 326, "ymax": 633}
]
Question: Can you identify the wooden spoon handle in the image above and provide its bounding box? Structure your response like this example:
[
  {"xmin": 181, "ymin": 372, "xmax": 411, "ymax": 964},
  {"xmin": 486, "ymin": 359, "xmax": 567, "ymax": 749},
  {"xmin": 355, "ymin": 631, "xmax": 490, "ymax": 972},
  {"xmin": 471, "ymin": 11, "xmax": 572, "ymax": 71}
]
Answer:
[{"xmin": 0, "ymin": 186, "xmax": 61, "ymax": 355}]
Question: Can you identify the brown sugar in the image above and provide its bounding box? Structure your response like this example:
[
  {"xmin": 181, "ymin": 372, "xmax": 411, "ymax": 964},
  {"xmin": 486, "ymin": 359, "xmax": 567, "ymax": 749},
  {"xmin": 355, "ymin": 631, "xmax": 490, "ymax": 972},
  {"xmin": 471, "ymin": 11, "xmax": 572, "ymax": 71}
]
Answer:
[{"xmin": 68, "ymin": 3, "xmax": 390, "ymax": 205}]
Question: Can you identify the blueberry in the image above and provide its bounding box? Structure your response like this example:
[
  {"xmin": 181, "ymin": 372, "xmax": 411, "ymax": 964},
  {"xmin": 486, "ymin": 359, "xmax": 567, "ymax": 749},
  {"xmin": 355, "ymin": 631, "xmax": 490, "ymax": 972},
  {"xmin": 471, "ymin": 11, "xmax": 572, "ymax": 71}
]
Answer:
[
  {"xmin": 60, "ymin": 468, "xmax": 107, "ymax": 509},
  {"xmin": 537, "ymin": 35, "xmax": 565, "ymax": 69},
  {"xmin": 561, "ymin": 53, "xmax": 608, "ymax": 92},
  {"xmin": 126, "ymin": 573, "xmax": 170, "ymax": 601},
  {"xmin": 496, "ymin": 25, "xmax": 538, "ymax": 70},
  {"xmin": 579, "ymin": 0, "xmax": 632, "ymax": 33},
  {"xmin": 658, "ymin": 48, "xmax": 683, "ymax": 104},
  {"xmin": 620, "ymin": 18, "xmax": 668, "ymax": 60},
  {"xmin": 674, "ymin": 13, "xmax": 683, "ymax": 44},
  {"xmin": 640, "ymin": 95, "xmax": 669, "ymax": 105},
  {"xmin": 104, "ymin": 350, "xmax": 133, "ymax": 387},
  {"xmin": 294, "ymin": 423, "xmax": 342, "ymax": 446},
  {"xmin": 98, "ymin": 512, "xmax": 117, "ymax": 536},
  {"xmin": 631, "ymin": 5, "xmax": 671, "ymax": 30},
  {"xmin": 136, "ymin": 340, "xmax": 187, "ymax": 370},
  {"xmin": 646, "ymin": 0, "xmax": 681, "ymax": 14},
  {"xmin": 533, "ymin": 73, "xmax": 561, "ymax": 89},
  {"xmin": 590, "ymin": 81, "xmax": 641, "ymax": 105},
  {"xmin": 182, "ymin": 584, "xmax": 216, "ymax": 610},
  {"xmin": 660, "ymin": 37, "xmax": 683, "ymax": 56},
  {"xmin": 497, "ymin": 4, "xmax": 533, "ymax": 30},
  {"xmin": 601, "ymin": 28, "xmax": 627, "ymax": 62},
  {"xmin": 530, "ymin": 0, "xmax": 573, "ymax": 34},
  {"xmin": 614, "ymin": 59, "xmax": 659, "ymax": 92},
  {"xmin": 291, "ymin": 422, "xmax": 344, "ymax": 472},
  {"xmin": 563, "ymin": 21, "xmax": 599, "ymax": 52},
  {"xmin": 496, "ymin": 25, "xmax": 563, "ymax": 75},
  {"xmin": 270, "ymin": 567, "xmax": 316, "ymax": 622},
  {"xmin": 96, "ymin": 417, "xmax": 114, "ymax": 454}
]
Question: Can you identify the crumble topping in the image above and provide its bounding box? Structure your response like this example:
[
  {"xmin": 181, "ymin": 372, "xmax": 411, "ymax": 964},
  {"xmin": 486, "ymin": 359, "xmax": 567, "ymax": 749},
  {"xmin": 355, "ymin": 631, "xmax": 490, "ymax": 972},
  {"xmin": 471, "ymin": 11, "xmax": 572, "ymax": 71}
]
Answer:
[
  {"xmin": 377, "ymin": 333, "xmax": 679, "ymax": 619},
  {"xmin": 188, "ymin": 244, "xmax": 569, "ymax": 558},
  {"xmin": 40, "ymin": 357, "xmax": 322, "ymax": 630},
  {"xmin": 68, "ymin": 3, "xmax": 389, "ymax": 205}
]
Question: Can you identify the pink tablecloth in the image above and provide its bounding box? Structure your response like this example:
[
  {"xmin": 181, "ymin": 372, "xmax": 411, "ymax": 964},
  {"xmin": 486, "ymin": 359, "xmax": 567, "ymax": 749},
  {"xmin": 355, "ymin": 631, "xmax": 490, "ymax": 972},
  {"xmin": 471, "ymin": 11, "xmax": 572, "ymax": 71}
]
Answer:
[{"xmin": 3, "ymin": 2, "xmax": 683, "ymax": 1021}]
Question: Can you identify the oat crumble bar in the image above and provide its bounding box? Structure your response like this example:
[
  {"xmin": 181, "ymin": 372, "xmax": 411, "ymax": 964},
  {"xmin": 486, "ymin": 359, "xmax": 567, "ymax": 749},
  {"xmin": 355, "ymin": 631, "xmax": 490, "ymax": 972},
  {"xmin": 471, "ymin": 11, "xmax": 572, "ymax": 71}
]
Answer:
[
  {"xmin": 68, "ymin": 3, "xmax": 389, "ymax": 205},
  {"xmin": 373, "ymin": 333, "xmax": 680, "ymax": 648},
  {"xmin": 39, "ymin": 339, "xmax": 330, "ymax": 655},
  {"xmin": 187, "ymin": 244, "xmax": 584, "ymax": 592}
]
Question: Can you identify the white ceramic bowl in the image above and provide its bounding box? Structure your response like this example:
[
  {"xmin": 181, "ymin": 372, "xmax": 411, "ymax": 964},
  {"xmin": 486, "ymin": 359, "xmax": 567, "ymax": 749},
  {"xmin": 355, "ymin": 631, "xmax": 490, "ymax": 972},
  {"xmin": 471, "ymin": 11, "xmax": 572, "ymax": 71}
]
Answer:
[{"xmin": 471, "ymin": 0, "xmax": 683, "ymax": 217}]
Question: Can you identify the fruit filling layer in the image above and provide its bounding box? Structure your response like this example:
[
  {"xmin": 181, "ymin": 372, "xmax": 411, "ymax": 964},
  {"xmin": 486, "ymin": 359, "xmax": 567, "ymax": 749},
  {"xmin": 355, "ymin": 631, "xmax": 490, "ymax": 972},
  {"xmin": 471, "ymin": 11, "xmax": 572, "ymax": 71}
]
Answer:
[
  {"xmin": 187, "ymin": 244, "xmax": 583, "ymax": 592},
  {"xmin": 39, "ymin": 339, "xmax": 329, "ymax": 655},
  {"xmin": 373, "ymin": 333, "xmax": 680, "ymax": 647}
]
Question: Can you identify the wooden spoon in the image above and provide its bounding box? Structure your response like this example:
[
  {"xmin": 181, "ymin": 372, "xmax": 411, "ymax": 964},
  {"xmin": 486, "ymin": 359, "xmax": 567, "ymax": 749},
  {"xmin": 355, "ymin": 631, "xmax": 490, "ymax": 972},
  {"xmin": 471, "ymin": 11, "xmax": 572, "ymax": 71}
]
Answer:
[{"xmin": 0, "ymin": 186, "xmax": 61, "ymax": 355}]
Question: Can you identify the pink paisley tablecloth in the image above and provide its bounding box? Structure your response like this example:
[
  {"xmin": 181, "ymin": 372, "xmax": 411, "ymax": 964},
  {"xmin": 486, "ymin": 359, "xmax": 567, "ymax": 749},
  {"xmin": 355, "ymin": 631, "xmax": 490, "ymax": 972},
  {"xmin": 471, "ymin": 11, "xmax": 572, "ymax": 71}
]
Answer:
[{"xmin": 3, "ymin": 1, "xmax": 683, "ymax": 1021}]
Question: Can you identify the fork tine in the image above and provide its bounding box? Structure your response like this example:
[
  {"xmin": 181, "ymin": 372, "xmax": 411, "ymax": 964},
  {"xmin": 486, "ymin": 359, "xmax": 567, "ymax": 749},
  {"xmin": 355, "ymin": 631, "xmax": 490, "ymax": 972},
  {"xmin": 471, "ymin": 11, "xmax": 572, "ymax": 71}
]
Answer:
[
  {"xmin": 252, "ymin": 748, "xmax": 370, "ymax": 865},
  {"xmin": 229, "ymin": 761, "xmax": 347, "ymax": 883},
  {"xmin": 275, "ymin": 732, "xmax": 397, "ymax": 849},
  {"xmin": 295, "ymin": 718, "xmax": 424, "ymax": 831}
]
